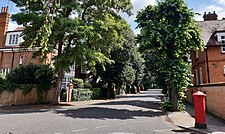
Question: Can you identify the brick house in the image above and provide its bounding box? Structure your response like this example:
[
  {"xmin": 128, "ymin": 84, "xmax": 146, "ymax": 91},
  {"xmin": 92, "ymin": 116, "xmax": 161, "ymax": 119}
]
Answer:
[
  {"xmin": 191, "ymin": 11, "xmax": 225, "ymax": 85},
  {"xmin": 0, "ymin": 7, "xmax": 47, "ymax": 75}
]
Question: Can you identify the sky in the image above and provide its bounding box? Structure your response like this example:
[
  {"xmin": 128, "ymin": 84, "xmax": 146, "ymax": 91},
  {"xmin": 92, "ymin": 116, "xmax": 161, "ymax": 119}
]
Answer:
[{"xmin": 1, "ymin": 0, "xmax": 225, "ymax": 34}]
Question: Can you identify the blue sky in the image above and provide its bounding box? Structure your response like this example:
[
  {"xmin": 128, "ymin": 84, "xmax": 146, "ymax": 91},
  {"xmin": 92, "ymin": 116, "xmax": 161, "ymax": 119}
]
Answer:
[{"xmin": 1, "ymin": 0, "xmax": 225, "ymax": 34}]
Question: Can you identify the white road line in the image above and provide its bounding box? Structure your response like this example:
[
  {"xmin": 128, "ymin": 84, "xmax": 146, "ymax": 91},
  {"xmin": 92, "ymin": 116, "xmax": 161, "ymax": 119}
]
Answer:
[
  {"xmin": 72, "ymin": 129, "xmax": 87, "ymax": 132},
  {"xmin": 116, "ymin": 123, "xmax": 127, "ymax": 126},
  {"xmin": 95, "ymin": 125, "xmax": 109, "ymax": 129},
  {"xmin": 54, "ymin": 132, "xmax": 63, "ymax": 134}
]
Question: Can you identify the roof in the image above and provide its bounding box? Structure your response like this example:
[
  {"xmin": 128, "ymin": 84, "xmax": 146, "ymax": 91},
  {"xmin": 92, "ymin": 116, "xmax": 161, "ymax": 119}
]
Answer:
[
  {"xmin": 14, "ymin": 27, "xmax": 24, "ymax": 31},
  {"xmin": 7, "ymin": 27, "xmax": 24, "ymax": 33},
  {"xmin": 198, "ymin": 20, "xmax": 225, "ymax": 45}
]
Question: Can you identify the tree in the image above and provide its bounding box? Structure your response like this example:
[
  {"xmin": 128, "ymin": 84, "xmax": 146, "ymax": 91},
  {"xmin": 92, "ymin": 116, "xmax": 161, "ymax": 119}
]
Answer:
[
  {"xmin": 95, "ymin": 27, "xmax": 142, "ymax": 94},
  {"xmin": 136, "ymin": 0, "xmax": 204, "ymax": 111},
  {"xmin": 11, "ymin": 0, "xmax": 133, "ymax": 104}
]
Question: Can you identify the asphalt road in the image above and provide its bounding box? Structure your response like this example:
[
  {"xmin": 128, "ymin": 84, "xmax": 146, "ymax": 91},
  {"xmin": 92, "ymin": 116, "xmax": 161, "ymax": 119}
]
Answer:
[{"xmin": 0, "ymin": 89, "xmax": 189, "ymax": 134}]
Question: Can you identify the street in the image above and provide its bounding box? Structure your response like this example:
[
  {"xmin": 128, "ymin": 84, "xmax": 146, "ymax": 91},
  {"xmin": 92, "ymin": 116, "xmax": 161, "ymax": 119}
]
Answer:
[{"xmin": 0, "ymin": 89, "xmax": 190, "ymax": 134}]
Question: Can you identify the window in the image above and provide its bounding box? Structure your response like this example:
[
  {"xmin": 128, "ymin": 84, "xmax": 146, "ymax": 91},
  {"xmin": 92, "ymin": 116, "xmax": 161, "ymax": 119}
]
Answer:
[
  {"xmin": 199, "ymin": 67, "xmax": 203, "ymax": 84},
  {"xmin": 19, "ymin": 55, "xmax": 23, "ymax": 65},
  {"xmin": 196, "ymin": 51, "xmax": 199, "ymax": 59},
  {"xmin": 195, "ymin": 69, "xmax": 199, "ymax": 85},
  {"xmin": 224, "ymin": 65, "xmax": 225, "ymax": 74},
  {"xmin": 70, "ymin": 64, "xmax": 75, "ymax": 70},
  {"xmin": 8, "ymin": 34, "xmax": 19, "ymax": 45},
  {"xmin": 1, "ymin": 68, "xmax": 10, "ymax": 76},
  {"xmin": 221, "ymin": 36, "xmax": 225, "ymax": 39},
  {"xmin": 221, "ymin": 46, "xmax": 225, "ymax": 53}
]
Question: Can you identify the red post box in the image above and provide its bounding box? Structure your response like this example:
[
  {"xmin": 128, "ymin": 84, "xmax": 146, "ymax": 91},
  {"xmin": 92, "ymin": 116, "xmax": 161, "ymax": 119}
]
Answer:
[{"xmin": 192, "ymin": 88, "xmax": 207, "ymax": 128}]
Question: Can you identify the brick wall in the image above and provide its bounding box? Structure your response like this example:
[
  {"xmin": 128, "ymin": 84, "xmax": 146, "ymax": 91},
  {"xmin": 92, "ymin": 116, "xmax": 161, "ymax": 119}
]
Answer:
[
  {"xmin": 0, "ymin": 87, "xmax": 55, "ymax": 107},
  {"xmin": 0, "ymin": 51, "xmax": 41, "ymax": 70},
  {"xmin": 186, "ymin": 84, "xmax": 225, "ymax": 120}
]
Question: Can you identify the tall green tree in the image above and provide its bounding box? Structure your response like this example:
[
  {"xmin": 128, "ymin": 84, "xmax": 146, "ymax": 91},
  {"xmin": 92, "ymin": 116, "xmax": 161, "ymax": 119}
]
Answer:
[
  {"xmin": 136, "ymin": 0, "xmax": 204, "ymax": 110},
  {"xmin": 95, "ymin": 27, "xmax": 143, "ymax": 94},
  {"xmin": 11, "ymin": 0, "xmax": 133, "ymax": 104}
]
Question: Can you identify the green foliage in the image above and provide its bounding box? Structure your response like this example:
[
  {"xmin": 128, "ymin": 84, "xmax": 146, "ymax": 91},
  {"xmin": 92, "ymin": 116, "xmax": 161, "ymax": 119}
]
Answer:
[
  {"xmin": 60, "ymin": 88, "xmax": 67, "ymax": 102},
  {"xmin": 161, "ymin": 100, "xmax": 173, "ymax": 112},
  {"xmin": 73, "ymin": 78, "xmax": 84, "ymax": 88},
  {"xmin": 11, "ymin": 0, "xmax": 133, "ymax": 72},
  {"xmin": 136, "ymin": 0, "xmax": 204, "ymax": 110},
  {"xmin": 73, "ymin": 88, "xmax": 92, "ymax": 101},
  {"xmin": 84, "ymin": 82, "xmax": 92, "ymax": 88},
  {"xmin": 95, "ymin": 27, "xmax": 143, "ymax": 92},
  {"xmin": 0, "ymin": 64, "xmax": 54, "ymax": 95},
  {"xmin": 11, "ymin": 0, "xmax": 133, "ymax": 104},
  {"xmin": 90, "ymin": 88, "xmax": 101, "ymax": 99},
  {"xmin": 20, "ymin": 84, "xmax": 33, "ymax": 95},
  {"xmin": 0, "ymin": 74, "xmax": 6, "ymax": 84}
]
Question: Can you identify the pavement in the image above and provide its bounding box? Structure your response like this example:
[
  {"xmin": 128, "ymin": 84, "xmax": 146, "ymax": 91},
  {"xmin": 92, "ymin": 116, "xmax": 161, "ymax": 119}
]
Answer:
[{"xmin": 167, "ymin": 103, "xmax": 225, "ymax": 134}]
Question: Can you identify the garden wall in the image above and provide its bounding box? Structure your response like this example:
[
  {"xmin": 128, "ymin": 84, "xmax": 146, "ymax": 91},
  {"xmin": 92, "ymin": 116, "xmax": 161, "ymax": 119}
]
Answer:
[
  {"xmin": 0, "ymin": 88, "xmax": 55, "ymax": 107},
  {"xmin": 186, "ymin": 83, "xmax": 225, "ymax": 120}
]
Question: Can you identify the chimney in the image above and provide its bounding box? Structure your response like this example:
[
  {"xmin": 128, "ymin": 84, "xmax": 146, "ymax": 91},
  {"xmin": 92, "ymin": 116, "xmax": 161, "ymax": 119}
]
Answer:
[
  {"xmin": 203, "ymin": 11, "xmax": 218, "ymax": 21},
  {"xmin": 0, "ymin": 6, "xmax": 9, "ymax": 48}
]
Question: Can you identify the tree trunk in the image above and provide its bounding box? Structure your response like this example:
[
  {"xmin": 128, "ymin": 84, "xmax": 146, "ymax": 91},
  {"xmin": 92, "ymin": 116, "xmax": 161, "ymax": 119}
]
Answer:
[
  {"xmin": 51, "ymin": 41, "xmax": 64, "ymax": 105},
  {"xmin": 52, "ymin": 67, "xmax": 64, "ymax": 105},
  {"xmin": 170, "ymin": 89, "xmax": 179, "ymax": 111},
  {"xmin": 167, "ymin": 82, "xmax": 179, "ymax": 111}
]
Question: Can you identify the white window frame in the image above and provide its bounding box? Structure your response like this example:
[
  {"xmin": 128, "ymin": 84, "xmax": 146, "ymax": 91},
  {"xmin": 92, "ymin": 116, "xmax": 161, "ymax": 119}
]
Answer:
[
  {"xmin": 199, "ymin": 67, "xmax": 203, "ymax": 84},
  {"xmin": 221, "ymin": 46, "xmax": 225, "ymax": 53},
  {"xmin": 224, "ymin": 65, "xmax": 225, "ymax": 74},
  {"xmin": 1, "ymin": 68, "xmax": 10, "ymax": 76},
  {"xmin": 196, "ymin": 51, "xmax": 199, "ymax": 59},
  {"xmin": 19, "ymin": 55, "xmax": 23, "ymax": 65},
  {"xmin": 195, "ymin": 69, "xmax": 199, "ymax": 85},
  {"xmin": 221, "ymin": 35, "xmax": 225, "ymax": 53}
]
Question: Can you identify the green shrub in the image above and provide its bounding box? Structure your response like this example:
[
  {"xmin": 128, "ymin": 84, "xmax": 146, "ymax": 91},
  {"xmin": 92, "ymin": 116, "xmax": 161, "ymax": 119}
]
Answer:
[
  {"xmin": 84, "ymin": 82, "xmax": 92, "ymax": 88},
  {"xmin": 60, "ymin": 88, "xmax": 67, "ymax": 102},
  {"xmin": 0, "ymin": 73, "xmax": 6, "ymax": 84},
  {"xmin": 161, "ymin": 100, "xmax": 173, "ymax": 111},
  {"xmin": 7, "ymin": 64, "xmax": 54, "ymax": 86},
  {"xmin": 73, "ymin": 78, "xmax": 84, "ymax": 88},
  {"xmin": 0, "ymin": 64, "xmax": 54, "ymax": 94},
  {"xmin": 73, "ymin": 88, "xmax": 92, "ymax": 101},
  {"xmin": 90, "ymin": 88, "xmax": 101, "ymax": 99}
]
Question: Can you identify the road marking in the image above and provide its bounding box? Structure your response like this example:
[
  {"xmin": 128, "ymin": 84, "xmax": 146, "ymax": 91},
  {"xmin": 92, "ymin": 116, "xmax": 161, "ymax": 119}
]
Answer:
[
  {"xmin": 72, "ymin": 129, "xmax": 87, "ymax": 132},
  {"xmin": 54, "ymin": 132, "xmax": 63, "ymax": 134},
  {"xmin": 116, "ymin": 123, "xmax": 127, "ymax": 126},
  {"xmin": 95, "ymin": 125, "xmax": 109, "ymax": 129}
]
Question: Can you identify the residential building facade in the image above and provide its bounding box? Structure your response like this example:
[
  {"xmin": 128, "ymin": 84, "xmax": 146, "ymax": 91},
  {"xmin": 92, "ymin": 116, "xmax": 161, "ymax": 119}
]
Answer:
[{"xmin": 191, "ymin": 11, "xmax": 225, "ymax": 85}]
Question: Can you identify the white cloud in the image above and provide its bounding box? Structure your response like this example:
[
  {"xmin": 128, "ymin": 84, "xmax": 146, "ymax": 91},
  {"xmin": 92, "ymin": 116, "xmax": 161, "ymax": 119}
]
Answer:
[
  {"xmin": 194, "ymin": 5, "xmax": 225, "ymax": 21},
  {"xmin": 121, "ymin": 0, "xmax": 157, "ymax": 35},
  {"xmin": 214, "ymin": 0, "xmax": 225, "ymax": 5}
]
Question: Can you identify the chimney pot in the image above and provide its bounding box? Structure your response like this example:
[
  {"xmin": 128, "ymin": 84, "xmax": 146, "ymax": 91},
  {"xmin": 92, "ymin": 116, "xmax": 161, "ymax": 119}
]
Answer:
[
  {"xmin": 209, "ymin": 12, "xmax": 211, "ymax": 14},
  {"xmin": 6, "ymin": 6, "xmax": 8, "ymax": 13}
]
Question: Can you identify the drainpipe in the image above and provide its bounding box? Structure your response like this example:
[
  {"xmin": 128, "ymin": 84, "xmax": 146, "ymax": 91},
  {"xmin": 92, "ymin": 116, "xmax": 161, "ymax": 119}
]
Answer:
[
  {"xmin": 205, "ymin": 47, "xmax": 210, "ymax": 83},
  {"xmin": 11, "ymin": 48, "xmax": 15, "ymax": 68}
]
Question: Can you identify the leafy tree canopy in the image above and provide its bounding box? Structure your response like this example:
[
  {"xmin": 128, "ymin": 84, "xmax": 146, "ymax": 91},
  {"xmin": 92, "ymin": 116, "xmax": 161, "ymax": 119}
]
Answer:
[
  {"xmin": 11, "ymin": 0, "xmax": 133, "ymax": 104},
  {"xmin": 136, "ymin": 0, "xmax": 204, "ymax": 110}
]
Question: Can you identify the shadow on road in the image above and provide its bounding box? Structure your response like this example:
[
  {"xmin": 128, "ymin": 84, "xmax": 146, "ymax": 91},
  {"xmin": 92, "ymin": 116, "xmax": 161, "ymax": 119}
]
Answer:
[{"xmin": 55, "ymin": 106, "xmax": 162, "ymax": 120}]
